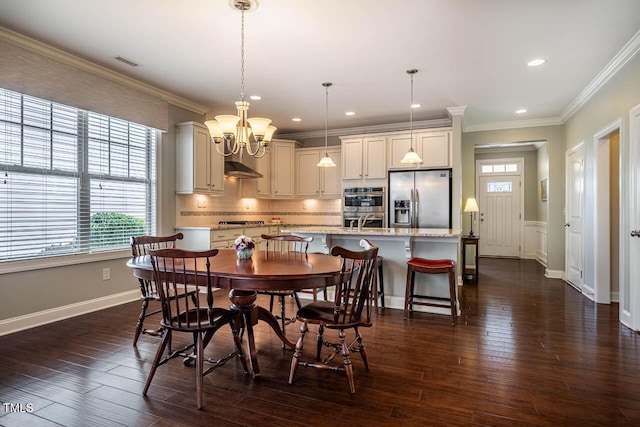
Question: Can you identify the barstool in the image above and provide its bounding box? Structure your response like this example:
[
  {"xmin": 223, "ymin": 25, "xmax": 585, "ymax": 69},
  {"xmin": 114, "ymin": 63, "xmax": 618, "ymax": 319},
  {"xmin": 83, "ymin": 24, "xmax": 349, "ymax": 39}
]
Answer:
[
  {"xmin": 371, "ymin": 255, "xmax": 385, "ymax": 311},
  {"xmin": 404, "ymin": 258, "xmax": 456, "ymax": 325}
]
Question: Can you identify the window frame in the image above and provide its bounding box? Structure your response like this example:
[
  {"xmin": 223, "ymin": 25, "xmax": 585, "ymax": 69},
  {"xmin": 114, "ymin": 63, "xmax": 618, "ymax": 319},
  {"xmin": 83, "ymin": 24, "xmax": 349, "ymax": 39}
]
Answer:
[{"xmin": 0, "ymin": 89, "xmax": 159, "ymax": 273}]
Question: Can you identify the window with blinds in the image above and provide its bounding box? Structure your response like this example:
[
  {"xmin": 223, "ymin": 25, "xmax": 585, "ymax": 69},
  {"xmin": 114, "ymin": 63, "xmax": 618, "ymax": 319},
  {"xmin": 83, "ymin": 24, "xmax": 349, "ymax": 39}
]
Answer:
[{"xmin": 0, "ymin": 88, "xmax": 156, "ymax": 262}]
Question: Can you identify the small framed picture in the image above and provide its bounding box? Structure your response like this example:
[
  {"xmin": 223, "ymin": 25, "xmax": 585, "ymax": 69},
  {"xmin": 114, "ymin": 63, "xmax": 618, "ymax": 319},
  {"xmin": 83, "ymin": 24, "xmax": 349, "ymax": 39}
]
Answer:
[{"xmin": 540, "ymin": 178, "xmax": 548, "ymax": 202}]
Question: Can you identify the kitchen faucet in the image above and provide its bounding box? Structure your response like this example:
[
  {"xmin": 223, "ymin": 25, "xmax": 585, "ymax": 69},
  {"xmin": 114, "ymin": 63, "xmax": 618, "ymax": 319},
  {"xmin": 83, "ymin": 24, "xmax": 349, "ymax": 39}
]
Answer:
[{"xmin": 357, "ymin": 213, "xmax": 372, "ymax": 231}]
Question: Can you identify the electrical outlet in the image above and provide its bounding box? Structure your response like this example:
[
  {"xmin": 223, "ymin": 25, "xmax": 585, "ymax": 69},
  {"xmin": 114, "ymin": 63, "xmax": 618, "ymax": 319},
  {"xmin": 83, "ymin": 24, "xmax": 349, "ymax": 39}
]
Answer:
[{"xmin": 102, "ymin": 268, "xmax": 111, "ymax": 281}]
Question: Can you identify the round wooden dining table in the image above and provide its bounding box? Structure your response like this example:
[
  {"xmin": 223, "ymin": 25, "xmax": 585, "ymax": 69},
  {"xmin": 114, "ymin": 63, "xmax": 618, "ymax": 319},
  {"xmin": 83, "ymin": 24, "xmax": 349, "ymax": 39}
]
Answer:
[{"xmin": 127, "ymin": 249, "xmax": 343, "ymax": 378}]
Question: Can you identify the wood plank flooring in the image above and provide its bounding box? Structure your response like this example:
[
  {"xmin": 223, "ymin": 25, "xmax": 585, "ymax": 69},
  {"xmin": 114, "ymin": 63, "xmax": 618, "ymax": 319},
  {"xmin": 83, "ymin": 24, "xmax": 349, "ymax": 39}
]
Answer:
[{"xmin": 2, "ymin": 258, "xmax": 640, "ymax": 426}]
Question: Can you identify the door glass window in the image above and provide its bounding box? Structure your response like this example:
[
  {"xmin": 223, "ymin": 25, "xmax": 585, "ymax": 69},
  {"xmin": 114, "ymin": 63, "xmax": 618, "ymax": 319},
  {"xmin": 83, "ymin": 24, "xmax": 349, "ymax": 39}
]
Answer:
[{"xmin": 487, "ymin": 182, "xmax": 512, "ymax": 192}]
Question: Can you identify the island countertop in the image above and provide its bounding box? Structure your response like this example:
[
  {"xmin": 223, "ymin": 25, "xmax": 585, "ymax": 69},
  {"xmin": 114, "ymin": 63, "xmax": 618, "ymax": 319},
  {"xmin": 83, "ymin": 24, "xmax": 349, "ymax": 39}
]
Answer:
[{"xmin": 280, "ymin": 226, "xmax": 461, "ymax": 238}]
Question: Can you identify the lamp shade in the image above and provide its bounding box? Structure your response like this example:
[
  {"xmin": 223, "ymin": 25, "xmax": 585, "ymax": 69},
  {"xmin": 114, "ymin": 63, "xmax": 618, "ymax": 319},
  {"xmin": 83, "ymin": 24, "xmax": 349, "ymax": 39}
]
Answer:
[
  {"xmin": 400, "ymin": 148, "xmax": 422, "ymax": 164},
  {"xmin": 215, "ymin": 115, "xmax": 241, "ymax": 134},
  {"xmin": 464, "ymin": 197, "xmax": 479, "ymax": 212},
  {"xmin": 204, "ymin": 120, "xmax": 224, "ymax": 140},
  {"xmin": 316, "ymin": 153, "xmax": 336, "ymax": 167},
  {"xmin": 247, "ymin": 117, "xmax": 272, "ymax": 137},
  {"xmin": 263, "ymin": 125, "xmax": 277, "ymax": 143}
]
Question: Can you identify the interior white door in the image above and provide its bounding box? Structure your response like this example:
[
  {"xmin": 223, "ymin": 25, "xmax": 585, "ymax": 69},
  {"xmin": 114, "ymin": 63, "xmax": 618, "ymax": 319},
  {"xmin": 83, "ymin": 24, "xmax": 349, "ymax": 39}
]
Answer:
[
  {"xmin": 565, "ymin": 145, "xmax": 585, "ymax": 291},
  {"xmin": 478, "ymin": 175, "xmax": 521, "ymax": 257},
  {"xmin": 626, "ymin": 104, "xmax": 640, "ymax": 329}
]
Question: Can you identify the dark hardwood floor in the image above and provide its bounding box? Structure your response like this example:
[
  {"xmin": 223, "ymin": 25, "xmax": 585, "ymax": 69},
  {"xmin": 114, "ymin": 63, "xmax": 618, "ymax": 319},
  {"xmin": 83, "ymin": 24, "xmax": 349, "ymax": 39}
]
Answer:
[{"xmin": 2, "ymin": 258, "xmax": 640, "ymax": 426}]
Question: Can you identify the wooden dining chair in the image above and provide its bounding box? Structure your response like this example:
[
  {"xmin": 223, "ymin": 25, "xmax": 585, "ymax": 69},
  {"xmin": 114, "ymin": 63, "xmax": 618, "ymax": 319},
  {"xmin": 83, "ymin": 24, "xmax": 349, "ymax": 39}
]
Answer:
[
  {"xmin": 131, "ymin": 233, "xmax": 198, "ymax": 347},
  {"xmin": 143, "ymin": 248, "xmax": 248, "ymax": 409},
  {"xmin": 288, "ymin": 239, "xmax": 379, "ymax": 394},
  {"xmin": 260, "ymin": 234, "xmax": 315, "ymax": 336}
]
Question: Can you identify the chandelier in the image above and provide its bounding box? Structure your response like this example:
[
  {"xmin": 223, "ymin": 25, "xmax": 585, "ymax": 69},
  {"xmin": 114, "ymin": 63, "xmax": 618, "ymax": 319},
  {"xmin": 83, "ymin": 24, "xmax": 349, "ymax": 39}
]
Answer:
[
  {"xmin": 316, "ymin": 82, "xmax": 336, "ymax": 167},
  {"xmin": 400, "ymin": 69, "xmax": 423, "ymax": 164},
  {"xmin": 205, "ymin": 0, "xmax": 276, "ymax": 159}
]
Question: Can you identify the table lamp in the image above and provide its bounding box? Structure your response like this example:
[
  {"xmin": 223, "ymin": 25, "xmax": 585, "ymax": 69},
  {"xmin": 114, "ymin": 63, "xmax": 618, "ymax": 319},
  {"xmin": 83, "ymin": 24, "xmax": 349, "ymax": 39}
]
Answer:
[{"xmin": 463, "ymin": 197, "xmax": 479, "ymax": 236}]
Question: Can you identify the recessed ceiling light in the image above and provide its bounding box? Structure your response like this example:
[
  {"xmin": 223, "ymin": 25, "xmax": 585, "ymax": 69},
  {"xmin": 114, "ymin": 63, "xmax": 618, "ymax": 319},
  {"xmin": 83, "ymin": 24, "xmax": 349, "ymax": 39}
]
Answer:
[
  {"xmin": 345, "ymin": 111, "xmax": 355, "ymax": 116},
  {"xmin": 411, "ymin": 103, "xmax": 421, "ymax": 109},
  {"xmin": 515, "ymin": 109, "xmax": 527, "ymax": 114},
  {"xmin": 249, "ymin": 95, "xmax": 261, "ymax": 100},
  {"xmin": 292, "ymin": 117, "xmax": 302, "ymax": 122},
  {"xmin": 527, "ymin": 58, "xmax": 546, "ymax": 67}
]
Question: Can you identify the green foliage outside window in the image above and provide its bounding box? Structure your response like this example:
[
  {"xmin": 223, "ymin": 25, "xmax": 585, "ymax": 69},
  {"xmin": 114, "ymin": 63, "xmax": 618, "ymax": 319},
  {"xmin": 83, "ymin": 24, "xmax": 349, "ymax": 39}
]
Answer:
[{"xmin": 90, "ymin": 212, "xmax": 145, "ymax": 248}]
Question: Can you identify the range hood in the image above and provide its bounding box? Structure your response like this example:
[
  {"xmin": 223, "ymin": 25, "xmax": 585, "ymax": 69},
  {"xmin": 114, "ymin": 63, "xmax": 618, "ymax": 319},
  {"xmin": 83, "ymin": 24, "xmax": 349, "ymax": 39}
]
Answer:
[{"xmin": 224, "ymin": 160, "xmax": 263, "ymax": 179}]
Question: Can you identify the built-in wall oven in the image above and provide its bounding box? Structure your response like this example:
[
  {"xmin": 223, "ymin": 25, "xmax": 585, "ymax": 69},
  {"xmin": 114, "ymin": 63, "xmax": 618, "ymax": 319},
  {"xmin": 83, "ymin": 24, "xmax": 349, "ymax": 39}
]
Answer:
[{"xmin": 343, "ymin": 187, "xmax": 385, "ymax": 228}]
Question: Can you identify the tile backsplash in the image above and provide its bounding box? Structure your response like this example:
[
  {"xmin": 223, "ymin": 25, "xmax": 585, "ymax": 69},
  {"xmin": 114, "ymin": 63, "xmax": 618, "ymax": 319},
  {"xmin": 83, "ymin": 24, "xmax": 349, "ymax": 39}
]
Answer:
[{"xmin": 176, "ymin": 178, "xmax": 342, "ymax": 227}]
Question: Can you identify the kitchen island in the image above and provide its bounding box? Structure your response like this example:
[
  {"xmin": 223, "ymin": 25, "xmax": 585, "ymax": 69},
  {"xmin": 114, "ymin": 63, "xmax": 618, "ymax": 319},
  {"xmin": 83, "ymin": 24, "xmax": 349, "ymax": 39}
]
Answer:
[{"xmin": 282, "ymin": 226, "xmax": 461, "ymax": 316}]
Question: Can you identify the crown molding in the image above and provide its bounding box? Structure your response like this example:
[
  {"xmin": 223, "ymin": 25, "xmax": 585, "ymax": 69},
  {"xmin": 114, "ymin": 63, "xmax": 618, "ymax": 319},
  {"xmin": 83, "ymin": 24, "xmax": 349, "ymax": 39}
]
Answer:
[
  {"xmin": 464, "ymin": 117, "xmax": 563, "ymax": 133},
  {"xmin": 560, "ymin": 28, "xmax": 640, "ymax": 123},
  {"xmin": 447, "ymin": 106, "xmax": 467, "ymax": 116},
  {"xmin": 0, "ymin": 26, "xmax": 209, "ymax": 115},
  {"xmin": 278, "ymin": 118, "xmax": 452, "ymax": 139}
]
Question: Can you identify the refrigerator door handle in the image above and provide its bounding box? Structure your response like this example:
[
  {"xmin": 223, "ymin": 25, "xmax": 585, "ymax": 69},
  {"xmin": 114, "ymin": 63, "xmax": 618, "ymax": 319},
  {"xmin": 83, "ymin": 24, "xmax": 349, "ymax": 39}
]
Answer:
[
  {"xmin": 415, "ymin": 188, "xmax": 419, "ymax": 228},
  {"xmin": 410, "ymin": 188, "xmax": 414, "ymax": 227}
]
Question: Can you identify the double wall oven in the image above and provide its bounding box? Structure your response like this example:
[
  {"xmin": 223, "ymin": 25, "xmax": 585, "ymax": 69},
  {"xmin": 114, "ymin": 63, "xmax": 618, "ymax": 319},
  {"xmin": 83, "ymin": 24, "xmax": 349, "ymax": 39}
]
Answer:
[{"xmin": 343, "ymin": 187, "xmax": 385, "ymax": 228}]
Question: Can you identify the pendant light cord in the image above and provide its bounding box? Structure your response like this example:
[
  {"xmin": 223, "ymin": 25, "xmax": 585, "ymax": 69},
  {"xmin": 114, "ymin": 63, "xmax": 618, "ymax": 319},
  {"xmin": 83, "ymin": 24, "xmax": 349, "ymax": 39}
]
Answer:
[
  {"xmin": 324, "ymin": 84, "xmax": 329, "ymax": 154},
  {"xmin": 409, "ymin": 71, "xmax": 414, "ymax": 149}
]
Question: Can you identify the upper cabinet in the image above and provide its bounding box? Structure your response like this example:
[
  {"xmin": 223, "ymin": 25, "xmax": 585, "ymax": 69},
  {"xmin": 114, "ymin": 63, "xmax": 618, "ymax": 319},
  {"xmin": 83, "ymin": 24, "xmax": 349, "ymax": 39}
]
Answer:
[
  {"xmin": 295, "ymin": 147, "xmax": 341, "ymax": 198},
  {"xmin": 388, "ymin": 129, "xmax": 452, "ymax": 170},
  {"xmin": 175, "ymin": 121, "xmax": 224, "ymax": 194},
  {"xmin": 271, "ymin": 140, "xmax": 295, "ymax": 197},
  {"xmin": 341, "ymin": 136, "xmax": 386, "ymax": 180},
  {"xmin": 243, "ymin": 139, "xmax": 297, "ymax": 198},
  {"xmin": 253, "ymin": 151, "xmax": 271, "ymax": 197}
]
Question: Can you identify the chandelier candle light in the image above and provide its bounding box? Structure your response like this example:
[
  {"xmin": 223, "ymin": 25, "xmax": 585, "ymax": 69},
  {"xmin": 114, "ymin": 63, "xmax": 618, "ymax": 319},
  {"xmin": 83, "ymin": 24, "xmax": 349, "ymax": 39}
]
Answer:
[
  {"xmin": 317, "ymin": 82, "xmax": 336, "ymax": 168},
  {"xmin": 205, "ymin": 0, "xmax": 276, "ymax": 159},
  {"xmin": 400, "ymin": 69, "xmax": 423, "ymax": 164}
]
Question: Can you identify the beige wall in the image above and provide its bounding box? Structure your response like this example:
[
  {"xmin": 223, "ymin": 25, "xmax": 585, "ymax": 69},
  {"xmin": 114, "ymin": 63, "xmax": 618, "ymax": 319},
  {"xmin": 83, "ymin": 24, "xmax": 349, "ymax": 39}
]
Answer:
[{"xmin": 462, "ymin": 126, "xmax": 565, "ymax": 272}]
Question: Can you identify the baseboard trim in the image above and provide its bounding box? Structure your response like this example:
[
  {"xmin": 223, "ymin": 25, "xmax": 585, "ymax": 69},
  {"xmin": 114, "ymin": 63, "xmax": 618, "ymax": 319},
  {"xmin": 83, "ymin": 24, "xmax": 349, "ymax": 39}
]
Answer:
[
  {"xmin": 0, "ymin": 290, "xmax": 139, "ymax": 337},
  {"xmin": 611, "ymin": 292, "xmax": 620, "ymax": 303},
  {"xmin": 545, "ymin": 269, "xmax": 564, "ymax": 279}
]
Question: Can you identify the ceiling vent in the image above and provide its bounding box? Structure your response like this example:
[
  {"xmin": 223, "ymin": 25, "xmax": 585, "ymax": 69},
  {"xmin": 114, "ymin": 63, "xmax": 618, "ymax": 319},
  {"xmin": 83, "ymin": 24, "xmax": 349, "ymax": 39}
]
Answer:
[{"xmin": 115, "ymin": 56, "xmax": 139, "ymax": 67}]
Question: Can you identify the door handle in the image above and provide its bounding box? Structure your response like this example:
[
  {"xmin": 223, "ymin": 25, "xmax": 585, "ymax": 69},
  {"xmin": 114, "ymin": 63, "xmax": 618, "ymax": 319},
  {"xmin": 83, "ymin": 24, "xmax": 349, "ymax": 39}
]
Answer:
[
  {"xmin": 415, "ymin": 189, "xmax": 419, "ymax": 228},
  {"xmin": 632, "ymin": 230, "xmax": 639, "ymax": 237},
  {"xmin": 564, "ymin": 223, "xmax": 570, "ymax": 227}
]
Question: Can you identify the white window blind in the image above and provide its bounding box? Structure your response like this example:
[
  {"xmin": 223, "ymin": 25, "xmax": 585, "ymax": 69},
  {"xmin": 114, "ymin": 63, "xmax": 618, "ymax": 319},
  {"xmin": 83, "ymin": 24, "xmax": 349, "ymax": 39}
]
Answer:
[{"xmin": 0, "ymin": 87, "xmax": 156, "ymax": 262}]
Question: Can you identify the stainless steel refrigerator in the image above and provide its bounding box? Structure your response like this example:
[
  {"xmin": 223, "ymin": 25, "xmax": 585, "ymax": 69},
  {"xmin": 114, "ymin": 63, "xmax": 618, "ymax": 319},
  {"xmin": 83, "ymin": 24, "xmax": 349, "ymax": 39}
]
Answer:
[{"xmin": 388, "ymin": 169, "xmax": 452, "ymax": 228}]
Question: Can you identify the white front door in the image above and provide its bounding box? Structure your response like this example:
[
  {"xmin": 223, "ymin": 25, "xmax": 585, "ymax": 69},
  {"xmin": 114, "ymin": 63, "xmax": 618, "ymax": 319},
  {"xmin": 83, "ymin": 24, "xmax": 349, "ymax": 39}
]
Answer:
[
  {"xmin": 478, "ymin": 175, "xmax": 521, "ymax": 257},
  {"xmin": 565, "ymin": 145, "xmax": 584, "ymax": 291}
]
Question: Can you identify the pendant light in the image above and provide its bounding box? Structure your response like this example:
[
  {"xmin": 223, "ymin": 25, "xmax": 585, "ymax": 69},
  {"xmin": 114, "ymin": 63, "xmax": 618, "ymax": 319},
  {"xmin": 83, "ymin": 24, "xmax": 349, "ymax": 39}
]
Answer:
[
  {"xmin": 400, "ymin": 69, "xmax": 423, "ymax": 164},
  {"xmin": 316, "ymin": 82, "xmax": 337, "ymax": 167},
  {"xmin": 204, "ymin": 0, "xmax": 276, "ymax": 159}
]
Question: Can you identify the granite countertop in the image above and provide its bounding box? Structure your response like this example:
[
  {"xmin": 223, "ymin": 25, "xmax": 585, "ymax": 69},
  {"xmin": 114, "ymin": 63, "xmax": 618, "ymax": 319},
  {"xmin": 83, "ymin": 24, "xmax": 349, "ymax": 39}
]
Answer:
[{"xmin": 280, "ymin": 225, "xmax": 461, "ymax": 238}]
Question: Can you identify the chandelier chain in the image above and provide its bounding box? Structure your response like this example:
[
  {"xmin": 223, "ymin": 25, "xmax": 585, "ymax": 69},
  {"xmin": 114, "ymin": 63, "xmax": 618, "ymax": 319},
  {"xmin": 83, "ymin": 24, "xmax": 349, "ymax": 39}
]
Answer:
[{"xmin": 240, "ymin": 8, "xmax": 245, "ymax": 102}]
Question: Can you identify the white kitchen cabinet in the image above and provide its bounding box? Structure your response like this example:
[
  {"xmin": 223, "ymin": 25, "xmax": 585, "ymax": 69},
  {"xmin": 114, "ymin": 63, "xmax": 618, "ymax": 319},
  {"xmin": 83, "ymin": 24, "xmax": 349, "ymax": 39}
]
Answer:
[
  {"xmin": 176, "ymin": 225, "xmax": 281, "ymax": 252},
  {"xmin": 243, "ymin": 139, "xmax": 296, "ymax": 198},
  {"xmin": 295, "ymin": 147, "xmax": 341, "ymax": 198},
  {"xmin": 254, "ymin": 151, "xmax": 271, "ymax": 197},
  {"xmin": 175, "ymin": 121, "xmax": 224, "ymax": 194},
  {"xmin": 341, "ymin": 136, "xmax": 386, "ymax": 180},
  {"xmin": 388, "ymin": 129, "xmax": 452, "ymax": 169},
  {"xmin": 415, "ymin": 130, "xmax": 451, "ymax": 168},
  {"xmin": 272, "ymin": 140, "xmax": 295, "ymax": 197}
]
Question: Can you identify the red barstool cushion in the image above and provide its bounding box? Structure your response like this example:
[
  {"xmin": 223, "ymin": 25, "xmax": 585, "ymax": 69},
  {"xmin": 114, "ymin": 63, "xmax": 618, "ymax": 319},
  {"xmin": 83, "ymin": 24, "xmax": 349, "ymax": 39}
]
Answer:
[{"xmin": 407, "ymin": 258, "xmax": 454, "ymax": 269}]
